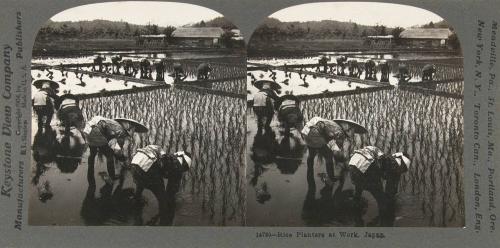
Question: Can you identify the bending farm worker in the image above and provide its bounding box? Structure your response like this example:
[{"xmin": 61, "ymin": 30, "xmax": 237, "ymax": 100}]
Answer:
[
  {"xmin": 173, "ymin": 62, "xmax": 187, "ymax": 82},
  {"xmin": 347, "ymin": 146, "xmax": 411, "ymax": 225},
  {"xmin": 130, "ymin": 145, "xmax": 192, "ymax": 225},
  {"xmin": 83, "ymin": 116, "xmax": 148, "ymax": 185},
  {"xmin": 301, "ymin": 117, "xmax": 349, "ymax": 183},
  {"xmin": 54, "ymin": 93, "xmax": 84, "ymax": 133},
  {"xmin": 196, "ymin": 63, "xmax": 212, "ymax": 80}
]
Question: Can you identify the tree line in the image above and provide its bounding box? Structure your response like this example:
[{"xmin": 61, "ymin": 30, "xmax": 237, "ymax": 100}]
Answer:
[
  {"xmin": 250, "ymin": 18, "xmax": 455, "ymax": 41},
  {"xmin": 35, "ymin": 17, "xmax": 236, "ymax": 41}
]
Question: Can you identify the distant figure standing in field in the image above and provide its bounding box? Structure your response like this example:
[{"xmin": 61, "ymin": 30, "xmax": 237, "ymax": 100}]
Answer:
[
  {"xmin": 54, "ymin": 93, "xmax": 85, "ymax": 133},
  {"xmin": 32, "ymin": 80, "xmax": 58, "ymax": 131},
  {"xmin": 336, "ymin": 56, "xmax": 348, "ymax": 76},
  {"xmin": 172, "ymin": 62, "xmax": 187, "ymax": 82},
  {"xmin": 84, "ymin": 116, "xmax": 148, "ymax": 185},
  {"xmin": 347, "ymin": 146, "xmax": 410, "ymax": 226},
  {"xmin": 92, "ymin": 55, "xmax": 104, "ymax": 72},
  {"xmin": 422, "ymin": 64, "xmax": 436, "ymax": 81},
  {"xmin": 196, "ymin": 63, "xmax": 212, "ymax": 80},
  {"xmin": 253, "ymin": 81, "xmax": 280, "ymax": 132},
  {"xmin": 130, "ymin": 145, "xmax": 192, "ymax": 225},
  {"xmin": 379, "ymin": 61, "xmax": 390, "ymax": 83}
]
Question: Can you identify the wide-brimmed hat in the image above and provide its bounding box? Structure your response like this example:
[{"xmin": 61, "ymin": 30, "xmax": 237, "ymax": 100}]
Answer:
[
  {"xmin": 253, "ymin": 80, "xmax": 281, "ymax": 91},
  {"xmin": 33, "ymin": 79, "xmax": 59, "ymax": 89},
  {"xmin": 332, "ymin": 119, "xmax": 368, "ymax": 135},
  {"xmin": 114, "ymin": 118, "xmax": 148, "ymax": 133}
]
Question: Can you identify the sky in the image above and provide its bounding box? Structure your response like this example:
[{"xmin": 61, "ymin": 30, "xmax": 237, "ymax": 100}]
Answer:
[
  {"xmin": 270, "ymin": 2, "xmax": 445, "ymax": 28},
  {"xmin": 50, "ymin": 1, "xmax": 223, "ymax": 27}
]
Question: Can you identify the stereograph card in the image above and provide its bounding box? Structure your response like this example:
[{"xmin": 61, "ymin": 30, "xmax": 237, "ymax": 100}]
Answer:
[{"xmin": 0, "ymin": 0, "xmax": 499, "ymax": 247}]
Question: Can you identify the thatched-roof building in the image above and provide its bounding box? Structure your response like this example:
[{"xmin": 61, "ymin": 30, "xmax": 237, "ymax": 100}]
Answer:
[
  {"xmin": 400, "ymin": 28, "xmax": 453, "ymax": 48},
  {"xmin": 172, "ymin": 27, "xmax": 225, "ymax": 47}
]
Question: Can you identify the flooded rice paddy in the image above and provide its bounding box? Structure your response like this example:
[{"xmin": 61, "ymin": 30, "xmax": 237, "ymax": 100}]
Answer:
[
  {"xmin": 246, "ymin": 55, "xmax": 464, "ymax": 227},
  {"xmin": 29, "ymin": 54, "xmax": 246, "ymax": 226}
]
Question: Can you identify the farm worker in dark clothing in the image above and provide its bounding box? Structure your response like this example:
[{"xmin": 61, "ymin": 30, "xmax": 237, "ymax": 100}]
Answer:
[
  {"xmin": 318, "ymin": 55, "xmax": 330, "ymax": 73},
  {"xmin": 54, "ymin": 94, "xmax": 85, "ymax": 133},
  {"xmin": 347, "ymin": 146, "xmax": 410, "ymax": 226},
  {"xmin": 396, "ymin": 63, "xmax": 412, "ymax": 83},
  {"xmin": 83, "ymin": 116, "xmax": 148, "ymax": 185},
  {"xmin": 32, "ymin": 81, "xmax": 58, "ymax": 130},
  {"xmin": 253, "ymin": 82, "xmax": 279, "ymax": 132},
  {"xmin": 364, "ymin": 59, "xmax": 377, "ymax": 80},
  {"xmin": 379, "ymin": 60, "xmax": 390, "ymax": 83},
  {"xmin": 336, "ymin": 56, "xmax": 348, "ymax": 76},
  {"xmin": 130, "ymin": 145, "xmax": 192, "ymax": 225},
  {"xmin": 422, "ymin": 64, "xmax": 436, "ymax": 81},
  {"xmin": 173, "ymin": 62, "xmax": 187, "ymax": 82},
  {"xmin": 276, "ymin": 95, "xmax": 304, "ymax": 136},
  {"xmin": 155, "ymin": 60, "xmax": 166, "ymax": 81},
  {"xmin": 111, "ymin": 55, "xmax": 123, "ymax": 74},
  {"xmin": 301, "ymin": 117, "xmax": 349, "ymax": 183},
  {"xmin": 196, "ymin": 63, "xmax": 212, "ymax": 80},
  {"xmin": 92, "ymin": 55, "xmax": 104, "ymax": 72}
]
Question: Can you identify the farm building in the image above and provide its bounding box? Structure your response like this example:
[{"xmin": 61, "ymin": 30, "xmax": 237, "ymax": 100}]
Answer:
[
  {"xmin": 365, "ymin": 35, "xmax": 394, "ymax": 49},
  {"xmin": 136, "ymin": 34, "xmax": 167, "ymax": 47},
  {"xmin": 172, "ymin": 27, "xmax": 225, "ymax": 47},
  {"xmin": 399, "ymin": 28, "xmax": 453, "ymax": 48}
]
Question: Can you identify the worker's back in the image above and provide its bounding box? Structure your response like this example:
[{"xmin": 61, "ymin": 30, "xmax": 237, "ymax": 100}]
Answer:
[
  {"xmin": 33, "ymin": 90, "xmax": 51, "ymax": 106},
  {"xmin": 253, "ymin": 91, "xmax": 269, "ymax": 107}
]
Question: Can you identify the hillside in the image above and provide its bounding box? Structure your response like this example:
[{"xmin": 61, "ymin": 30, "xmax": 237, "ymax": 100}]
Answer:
[{"xmin": 35, "ymin": 17, "xmax": 234, "ymax": 41}]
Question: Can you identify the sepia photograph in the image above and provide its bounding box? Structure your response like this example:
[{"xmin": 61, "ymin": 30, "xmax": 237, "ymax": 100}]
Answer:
[
  {"xmin": 29, "ymin": 1, "xmax": 246, "ymax": 226},
  {"xmin": 246, "ymin": 2, "xmax": 464, "ymax": 227}
]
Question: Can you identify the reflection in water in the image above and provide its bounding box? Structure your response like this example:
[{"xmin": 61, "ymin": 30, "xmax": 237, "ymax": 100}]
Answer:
[
  {"xmin": 302, "ymin": 168, "xmax": 365, "ymax": 226},
  {"xmin": 32, "ymin": 127, "xmax": 88, "ymax": 204},
  {"xmin": 81, "ymin": 88, "xmax": 246, "ymax": 226},
  {"xmin": 32, "ymin": 127, "xmax": 58, "ymax": 164},
  {"xmin": 80, "ymin": 166, "xmax": 176, "ymax": 226},
  {"xmin": 55, "ymin": 128, "xmax": 87, "ymax": 173},
  {"xmin": 301, "ymin": 88, "xmax": 464, "ymax": 226},
  {"xmin": 250, "ymin": 129, "xmax": 278, "ymax": 187},
  {"xmin": 247, "ymin": 85, "xmax": 463, "ymax": 227},
  {"xmin": 275, "ymin": 133, "xmax": 305, "ymax": 175},
  {"xmin": 251, "ymin": 129, "xmax": 278, "ymax": 165}
]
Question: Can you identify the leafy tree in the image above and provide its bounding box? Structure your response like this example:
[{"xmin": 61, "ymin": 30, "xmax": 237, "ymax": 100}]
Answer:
[
  {"xmin": 220, "ymin": 30, "xmax": 234, "ymax": 48},
  {"xmin": 163, "ymin": 26, "xmax": 176, "ymax": 42},
  {"xmin": 360, "ymin": 29, "xmax": 368, "ymax": 37},
  {"xmin": 352, "ymin": 23, "xmax": 359, "ymax": 37},
  {"xmin": 448, "ymin": 32, "xmax": 461, "ymax": 50},
  {"xmin": 391, "ymin": 27, "xmax": 405, "ymax": 45}
]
